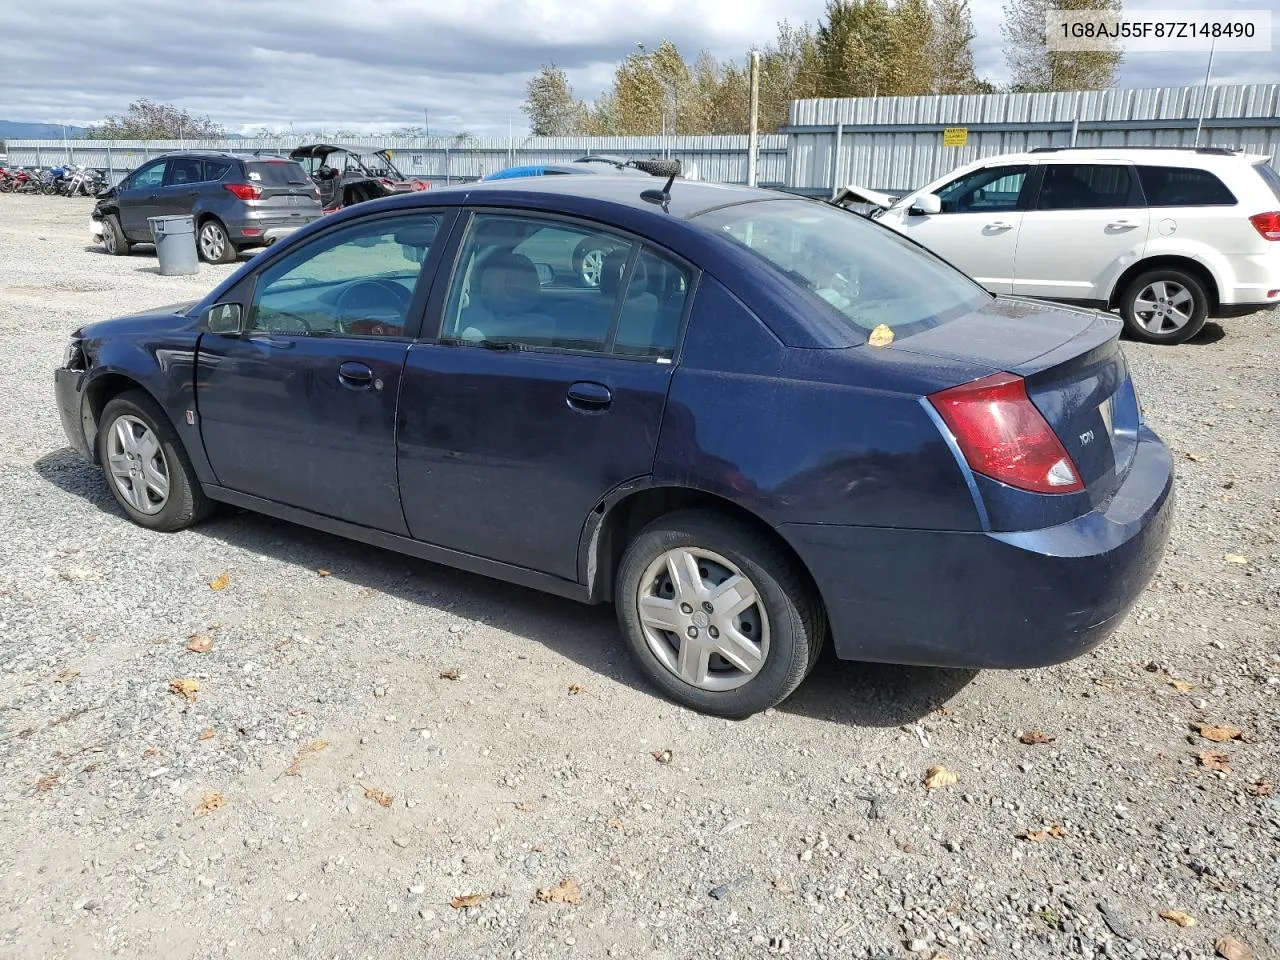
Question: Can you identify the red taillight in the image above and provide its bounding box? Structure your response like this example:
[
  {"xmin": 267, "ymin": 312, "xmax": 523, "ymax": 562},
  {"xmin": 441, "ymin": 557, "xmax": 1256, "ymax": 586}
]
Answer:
[
  {"xmin": 224, "ymin": 183, "xmax": 262, "ymax": 201},
  {"xmin": 379, "ymin": 178, "xmax": 394, "ymax": 188},
  {"xmin": 1249, "ymin": 211, "xmax": 1280, "ymax": 241},
  {"xmin": 929, "ymin": 372, "xmax": 1083, "ymax": 495}
]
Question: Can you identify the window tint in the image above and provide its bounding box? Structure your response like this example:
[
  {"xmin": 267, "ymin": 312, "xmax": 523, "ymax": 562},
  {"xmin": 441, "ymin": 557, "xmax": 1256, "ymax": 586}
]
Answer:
[
  {"xmin": 205, "ymin": 160, "xmax": 231, "ymax": 182},
  {"xmin": 1253, "ymin": 162, "xmax": 1280, "ymax": 202},
  {"xmin": 934, "ymin": 165, "xmax": 1028, "ymax": 213},
  {"xmin": 130, "ymin": 160, "xmax": 167, "ymax": 189},
  {"xmin": 693, "ymin": 199, "xmax": 988, "ymax": 337},
  {"xmin": 248, "ymin": 213, "xmax": 441, "ymax": 338},
  {"xmin": 443, "ymin": 214, "xmax": 633, "ymax": 353},
  {"xmin": 1136, "ymin": 166, "xmax": 1236, "ymax": 206},
  {"xmin": 244, "ymin": 160, "xmax": 311, "ymax": 186},
  {"xmin": 166, "ymin": 157, "xmax": 205, "ymax": 186},
  {"xmin": 1037, "ymin": 164, "xmax": 1136, "ymax": 210},
  {"xmin": 610, "ymin": 247, "xmax": 691, "ymax": 359}
]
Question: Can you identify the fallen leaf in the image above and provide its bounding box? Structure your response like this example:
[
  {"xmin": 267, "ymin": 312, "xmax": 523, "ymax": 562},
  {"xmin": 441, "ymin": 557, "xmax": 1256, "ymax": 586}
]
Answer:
[
  {"xmin": 1158, "ymin": 909, "xmax": 1197, "ymax": 928},
  {"xmin": 1198, "ymin": 724, "xmax": 1244, "ymax": 743},
  {"xmin": 651, "ymin": 749, "xmax": 673, "ymax": 765},
  {"xmin": 439, "ymin": 668, "xmax": 461, "ymax": 681},
  {"xmin": 143, "ymin": 746, "xmax": 162, "ymax": 758},
  {"xmin": 1047, "ymin": 824, "xmax": 1066, "ymax": 838},
  {"xmin": 317, "ymin": 568, "xmax": 332, "ymax": 577},
  {"xmin": 1185, "ymin": 451, "xmax": 1204, "ymax": 462},
  {"xmin": 1216, "ymin": 935, "xmax": 1254, "ymax": 960},
  {"xmin": 772, "ymin": 877, "xmax": 793, "ymax": 894},
  {"xmin": 568, "ymin": 683, "xmax": 583, "ymax": 695},
  {"xmin": 198, "ymin": 728, "xmax": 217, "ymax": 742},
  {"xmin": 514, "ymin": 802, "xmax": 534, "ymax": 812},
  {"xmin": 35, "ymin": 772, "xmax": 59, "ymax": 794},
  {"xmin": 1198, "ymin": 750, "xmax": 1231, "ymax": 771},
  {"xmin": 55, "ymin": 669, "xmax": 79, "ymax": 683},
  {"xmin": 194, "ymin": 791, "xmax": 226, "ymax": 818},
  {"xmin": 1203, "ymin": 875, "xmax": 1237, "ymax": 893},
  {"xmin": 1020, "ymin": 824, "xmax": 1065, "ymax": 842},
  {"xmin": 284, "ymin": 739, "xmax": 329, "ymax": 777},
  {"xmin": 923, "ymin": 765, "xmax": 958, "ymax": 790},
  {"xmin": 867, "ymin": 323, "xmax": 895, "ymax": 347},
  {"xmin": 1168, "ymin": 679, "xmax": 1195, "ymax": 693},
  {"xmin": 1018, "ymin": 730, "xmax": 1056, "ymax": 745},
  {"xmin": 535, "ymin": 878, "xmax": 582, "ymax": 905},
  {"xmin": 450, "ymin": 893, "xmax": 489, "ymax": 910},
  {"xmin": 364, "ymin": 785, "xmax": 394, "ymax": 808},
  {"xmin": 186, "ymin": 634, "xmax": 214, "ymax": 654},
  {"xmin": 1222, "ymin": 554, "xmax": 1248, "ymax": 565},
  {"xmin": 1245, "ymin": 780, "xmax": 1272, "ymax": 797},
  {"xmin": 168, "ymin": 678, "xmax": 200, "ymax": 702},
  {"xmin": 605, "ymin": 817, "xmax": 625, "ymax": 830},
  {"xmin": 934, "ymin": 705, "xmax": 955, "ymax": 716},
  {"xmin": 208, "ymin": 573, "xmax": 231, "ymax": 591}
]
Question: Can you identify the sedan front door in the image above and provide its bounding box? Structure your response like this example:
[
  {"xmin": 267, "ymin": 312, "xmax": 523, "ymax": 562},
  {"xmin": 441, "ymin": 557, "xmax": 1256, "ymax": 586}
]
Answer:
[
  {"xmin": 195, "ymin": 210, "xmax": 452, "ymax": 534},
  {"xmin": 889, "ymin": 164, "xmax": 1032, "ymax": 294},
  {"xmin": 396, "ymin": 212, "xmax": 692, "ymax": 581}
]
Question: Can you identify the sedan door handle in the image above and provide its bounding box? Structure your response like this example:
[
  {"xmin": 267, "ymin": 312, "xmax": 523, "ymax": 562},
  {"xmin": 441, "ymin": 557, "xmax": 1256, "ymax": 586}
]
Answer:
[
  {"xmin": 338, "ymin": 360, "xmax": 374, "ymax": 390},
  {"xmin": 986, "ymin": 220, "xmax": 1014, "ymax": 231},
  {"xmin": 1107, "ymin": 219, "xmax": 1140, "ymax": 228},
  {"xmin": 567, "ymin": 381, "xmax": 612, "ymax": 411}
]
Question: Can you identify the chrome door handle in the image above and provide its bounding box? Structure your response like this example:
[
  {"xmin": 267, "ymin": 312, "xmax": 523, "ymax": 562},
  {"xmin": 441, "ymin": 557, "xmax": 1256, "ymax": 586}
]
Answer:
[
  {"xmin": 1108, "ymin": 219, "xmax": 1139, "ymax": 228},
  {"xmin": 986, "ymin": 221, "xmax": 1013, "ymax": 231}
]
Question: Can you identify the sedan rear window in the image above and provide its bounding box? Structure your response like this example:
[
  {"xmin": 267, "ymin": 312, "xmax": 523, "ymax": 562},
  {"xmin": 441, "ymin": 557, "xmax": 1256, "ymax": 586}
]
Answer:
[
  {"xmin": 244, "ymin": 160, "xmax": 311, "ymax": 186},
  {"xmin": 692, "ymin": 199, "xmax": 989, "ymax": 337}
]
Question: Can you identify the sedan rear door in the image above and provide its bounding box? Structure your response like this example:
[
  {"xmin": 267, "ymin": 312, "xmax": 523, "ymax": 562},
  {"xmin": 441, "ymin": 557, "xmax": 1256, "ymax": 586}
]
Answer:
[{"xmin": 396, "ymin": 211, "xmax": 693, "ymax": 581}]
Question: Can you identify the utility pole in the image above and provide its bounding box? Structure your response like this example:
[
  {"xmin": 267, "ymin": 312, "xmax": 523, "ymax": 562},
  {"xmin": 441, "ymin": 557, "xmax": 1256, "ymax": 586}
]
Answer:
[
  {"xmin": 1194, "ymin": 35, "xmax": 1217, "ymax": 147},
  {"xmin": 747, "ymin": 50, "xmax": 761, "ymax": 187},
  {"xmin": 424, "ymin": 108, "xmax": 429, "ymax": 139}
]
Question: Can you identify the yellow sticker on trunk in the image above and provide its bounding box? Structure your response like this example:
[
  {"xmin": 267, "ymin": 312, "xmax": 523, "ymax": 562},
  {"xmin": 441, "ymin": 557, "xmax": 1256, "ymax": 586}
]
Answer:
[{"xmin": 868, "ymin": 324, "xmax": 895, "ymax": 347}]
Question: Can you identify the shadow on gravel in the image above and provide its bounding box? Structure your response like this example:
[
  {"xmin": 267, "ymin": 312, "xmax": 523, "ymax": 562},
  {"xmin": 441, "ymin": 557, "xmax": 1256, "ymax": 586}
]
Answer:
[
  {"xmin": 35, "ymin": 446, "xmax": 969, "ymax": 728},
  {"xmin": 1185, "ymin": 321, "xmax": 1226, "ymax": 345}
]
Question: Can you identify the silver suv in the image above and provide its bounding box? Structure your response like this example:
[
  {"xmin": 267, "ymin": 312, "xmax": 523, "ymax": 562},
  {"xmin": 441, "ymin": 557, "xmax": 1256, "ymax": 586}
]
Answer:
[{"xmin": 91, "ymin": 152, "xmax": 323, "ymax": 264}]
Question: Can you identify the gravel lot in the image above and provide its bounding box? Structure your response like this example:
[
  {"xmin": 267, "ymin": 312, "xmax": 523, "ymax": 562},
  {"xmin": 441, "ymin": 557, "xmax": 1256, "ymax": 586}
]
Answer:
[{"xmin": 1, "ymin": 195, "xmax": 1277, "ymax": 960}]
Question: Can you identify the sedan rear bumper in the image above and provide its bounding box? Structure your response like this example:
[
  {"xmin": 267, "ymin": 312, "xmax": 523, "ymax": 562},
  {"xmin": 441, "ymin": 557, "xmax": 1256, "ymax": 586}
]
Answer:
[{"xmin": 781, "ymin": 427, "xmax": 1174, "ymax": 669}]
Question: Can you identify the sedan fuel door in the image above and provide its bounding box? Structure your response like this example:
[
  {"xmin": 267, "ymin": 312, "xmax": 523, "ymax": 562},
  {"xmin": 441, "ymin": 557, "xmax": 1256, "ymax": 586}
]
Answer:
[{"xmin": 881, "ymin": 164, "xmax": 1033, "ymax": 294}]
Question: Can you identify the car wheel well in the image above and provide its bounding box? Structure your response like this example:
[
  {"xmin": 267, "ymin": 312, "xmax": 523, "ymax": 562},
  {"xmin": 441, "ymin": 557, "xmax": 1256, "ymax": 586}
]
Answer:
[
  {"xmin": 590, "ymin": 487, "xmax": 823, "ymax": 609},
  {"xmin": 1110, "ymin": 256, "xmax": 1219, "ymax": 311},
  {"xmin": 84, "ymin": 374, "xmax": 150, "ymax": 457}
]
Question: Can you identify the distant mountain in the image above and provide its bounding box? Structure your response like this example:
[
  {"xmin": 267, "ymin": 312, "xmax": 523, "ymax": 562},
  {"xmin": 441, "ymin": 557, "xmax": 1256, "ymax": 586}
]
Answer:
[{"xmin": 0, "ymin": 121, "xmax": 88, "ymax": 140}]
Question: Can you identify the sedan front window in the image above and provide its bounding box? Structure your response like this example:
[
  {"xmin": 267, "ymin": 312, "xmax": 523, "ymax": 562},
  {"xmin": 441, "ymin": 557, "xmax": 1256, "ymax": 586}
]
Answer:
[{"xmin": 692, "ymin": 199, "xmax": 990, "ymax": 337}]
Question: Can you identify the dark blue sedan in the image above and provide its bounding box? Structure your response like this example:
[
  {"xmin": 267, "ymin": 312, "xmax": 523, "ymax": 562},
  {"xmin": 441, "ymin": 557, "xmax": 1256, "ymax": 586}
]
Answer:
[{"xmin": 53, "ymin": 176, "xmax": 1174, "ymax": 717}]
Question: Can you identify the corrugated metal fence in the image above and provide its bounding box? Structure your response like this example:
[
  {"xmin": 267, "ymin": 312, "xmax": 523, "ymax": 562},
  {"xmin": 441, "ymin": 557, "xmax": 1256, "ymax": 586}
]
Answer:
[
  {"xmin": 2, "ymin": 135, "xmax": 790, "ymax": 188},
  {"xmin": 8, "ymin": 84, "xmax": 1278, "ymax": 195},
  {"xmin": 786, "ymin": 84, "xmax": 1280, "ymax": 196}
]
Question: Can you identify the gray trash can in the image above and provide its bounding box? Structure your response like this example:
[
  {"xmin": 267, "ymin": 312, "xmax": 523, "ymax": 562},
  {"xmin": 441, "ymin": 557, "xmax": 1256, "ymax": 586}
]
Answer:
[{"xmin": 148, "ymin": 215, "xmax": 199, "ymax": 276}]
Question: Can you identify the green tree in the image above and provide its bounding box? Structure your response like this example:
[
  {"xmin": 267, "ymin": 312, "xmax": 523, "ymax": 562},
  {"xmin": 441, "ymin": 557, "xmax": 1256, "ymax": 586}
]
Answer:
[
  {"xmin": 816, "ymin": 0, "xmax": 894, "ymax": 97},
  {"xmin": 1003, "ymin": 0, "xmax": 1123, "ymax": 91},
  {"xmin": 930, "ymin": 0, "xmax": 984, "ymax": 93},
  {"xmin": 86, "ymin": 99, "xmax": 224, "ymax": 139},
  {"xmin": 523, "ymin": 64, "xmax": 587, "ymax": 136}
]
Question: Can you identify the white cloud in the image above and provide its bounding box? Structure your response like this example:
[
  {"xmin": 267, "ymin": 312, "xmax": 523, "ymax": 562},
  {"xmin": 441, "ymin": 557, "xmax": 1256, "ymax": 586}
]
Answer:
[{"xmin": 0, "ymin": 0, "xmax": 1275, "ymax": 134}]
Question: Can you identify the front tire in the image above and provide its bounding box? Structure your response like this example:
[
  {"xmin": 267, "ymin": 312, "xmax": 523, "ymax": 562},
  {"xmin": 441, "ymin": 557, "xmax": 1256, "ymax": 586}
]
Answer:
[
  {"xmin": 101, "ymin": 215, "xmax": 131, "ymax": 256},
  {"xmin": 197, "ymin": 218, "xmax": 237, "ymax": 264},
  {"xmin": 1119, "ymin": 268, "xmax": 1209, "ymax": 345},
  {"xmin": 616, "ymin": 511, "xmax": 825, "ymax": 718},
  {"xmin": 97, "ymin": 391, "xmax": 212, "ymax": 532}
]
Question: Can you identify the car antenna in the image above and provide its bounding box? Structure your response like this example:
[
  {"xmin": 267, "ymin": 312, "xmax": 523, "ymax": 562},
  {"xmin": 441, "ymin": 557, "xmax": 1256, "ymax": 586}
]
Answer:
[{"xmin": 641, "ymin": 173, "xmax": 676, "ymax": 210}]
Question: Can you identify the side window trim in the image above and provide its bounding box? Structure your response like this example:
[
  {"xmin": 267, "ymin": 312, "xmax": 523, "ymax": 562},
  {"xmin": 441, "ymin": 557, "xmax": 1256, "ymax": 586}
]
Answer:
[
  {"xmin": 932, "ymin": 164, "xmax": 1031, "ymax": 214},
  {"xmin": 239, "ymin": 208, "xmax": 457, "ymax": 342},
  {"xmin": 602, "ymin": 245, "xmax": 642, "ymax": 355},
  {"xmin": 1033, "ymin": 162, "xmax": 1142, "ymax": 212}
]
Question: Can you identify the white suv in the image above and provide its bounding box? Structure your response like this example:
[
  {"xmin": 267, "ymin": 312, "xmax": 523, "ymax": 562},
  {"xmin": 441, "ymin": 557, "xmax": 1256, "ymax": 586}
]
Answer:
[{"xmin": 838, "ymin": 147, "xmax": 1280, "ymax": 344}]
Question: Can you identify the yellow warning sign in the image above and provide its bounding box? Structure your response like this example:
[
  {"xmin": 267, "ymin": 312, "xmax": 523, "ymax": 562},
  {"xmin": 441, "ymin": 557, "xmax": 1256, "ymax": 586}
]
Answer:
[{"xmin": 942, "ymin": 127, "xmax": 968, "ymax": 147}]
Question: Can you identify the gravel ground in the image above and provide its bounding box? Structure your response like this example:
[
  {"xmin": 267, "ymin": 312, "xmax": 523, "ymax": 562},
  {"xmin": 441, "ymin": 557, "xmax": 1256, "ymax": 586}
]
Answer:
[{"xmin": 1, "ymin": 195, "xmax": 1277, "ymax": 960}]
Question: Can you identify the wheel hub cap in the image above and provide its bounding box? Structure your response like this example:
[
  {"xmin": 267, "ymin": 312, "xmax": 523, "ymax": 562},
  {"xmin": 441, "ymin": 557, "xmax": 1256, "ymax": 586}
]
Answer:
[
  {"xmin": 1134, "ymin": 280, "xmax": 1193, "ymax": 334},
  {"xmin": 636, "ymin": 547, "xmax": 770, "ymax": 692},
  {"xmin": 105, "ymin": 415, "xmax": 170, "ymax": 515}
]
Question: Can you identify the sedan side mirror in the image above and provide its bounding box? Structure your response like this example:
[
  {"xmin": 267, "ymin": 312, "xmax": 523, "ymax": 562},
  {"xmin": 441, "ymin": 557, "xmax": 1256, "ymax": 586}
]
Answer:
[
  {"xmin": 907, "ymin": 194, "xmax": 942, "ymax": 217},
  {"xmin": 207, "ymin": 302, "xmax": 243, "ymax": 335}
]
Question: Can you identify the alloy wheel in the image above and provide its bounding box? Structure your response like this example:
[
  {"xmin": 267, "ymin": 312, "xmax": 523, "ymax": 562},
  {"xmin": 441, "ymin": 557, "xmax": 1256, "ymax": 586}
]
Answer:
[
  {"xmin": 105, "ymin": 415, "xmax": 170, "ymax": 515},
  {"xmin": 200, "ymin": 223, "xmax": 226, "ymax": 262},
  {"xmin": 102, "ymin": 225, "xmax": 116, "ymax": 254},
  {"xmin": 635, "ymin": 547, "xmax": 770, "ymax": 692},
  {"xmin": 1133, "ymin": 280, "xmax": 1194, "ymax": 335},
  {"xmin": 581, "ymin": 248, "xmax": 605, "ymax": 287}
]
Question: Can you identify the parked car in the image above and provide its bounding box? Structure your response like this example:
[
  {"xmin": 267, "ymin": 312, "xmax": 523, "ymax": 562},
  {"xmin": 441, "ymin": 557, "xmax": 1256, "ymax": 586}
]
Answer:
[
  {"xmin": 481, "ymin": 155, "xmax": 683, "ymax": 182},
  {"xmin": 289, "ymin": 143, "xmax": 429, "ymax": 211},
  {"xmin": 835, "ymin": 147, "xmax": 1280, "ymax": 344},
  {"xmin": 54, "ymin": 176, "xmax": 1173, "ymax": 717},
  {"xmin": 91, "ymin": 152, "xmax": 323, "ymax": 263}
]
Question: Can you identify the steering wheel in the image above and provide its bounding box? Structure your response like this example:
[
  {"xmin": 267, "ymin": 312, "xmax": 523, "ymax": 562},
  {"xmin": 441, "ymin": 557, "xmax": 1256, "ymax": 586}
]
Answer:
[
  {"xmin": 255, "ymin": 309, "xmax": 314, "ymax": 333},
  {"xmin": 335, "ymin": 279, "xmax": 412, "ymax": 335}
]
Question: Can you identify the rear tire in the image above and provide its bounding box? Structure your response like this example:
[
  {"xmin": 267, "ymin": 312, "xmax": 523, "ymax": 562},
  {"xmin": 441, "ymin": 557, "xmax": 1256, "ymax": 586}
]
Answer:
[
  {"xmin": 1119, "ymin": 268, "xmax": 1209, "ymax": 345},
  {"xmin": 97, "ymin": 391, "xmax": 212, "ymax": 532},
  {"xmin": 101, "ymin": 215, "xmax": 131, "ymax": 256},
  {"xmin": 197, "ymin": 218, "xmax": 237, "ymax": 264},
  {"xmin": 616, "ymin": 510, "xmax": 825, "ymax": 718}
]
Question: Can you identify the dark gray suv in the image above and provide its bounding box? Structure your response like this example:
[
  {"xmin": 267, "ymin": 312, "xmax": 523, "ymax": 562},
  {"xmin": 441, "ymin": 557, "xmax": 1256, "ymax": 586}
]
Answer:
[{"xmin": 91, "ymin": 152, "xmax": 324, "ymax": 263}]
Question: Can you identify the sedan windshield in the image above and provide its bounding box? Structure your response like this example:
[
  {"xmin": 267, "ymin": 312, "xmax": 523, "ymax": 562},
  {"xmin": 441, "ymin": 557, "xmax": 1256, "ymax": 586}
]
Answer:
[{"xmin": 692, "ymin": 199, "xmax": 990, "ymax": 337}]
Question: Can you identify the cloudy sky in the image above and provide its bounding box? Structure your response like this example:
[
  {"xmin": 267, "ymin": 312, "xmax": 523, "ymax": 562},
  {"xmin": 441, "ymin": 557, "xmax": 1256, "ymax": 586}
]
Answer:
[{"xmin": 0, "ymin": 0, "xmax": 1275, "ymax": 135}]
